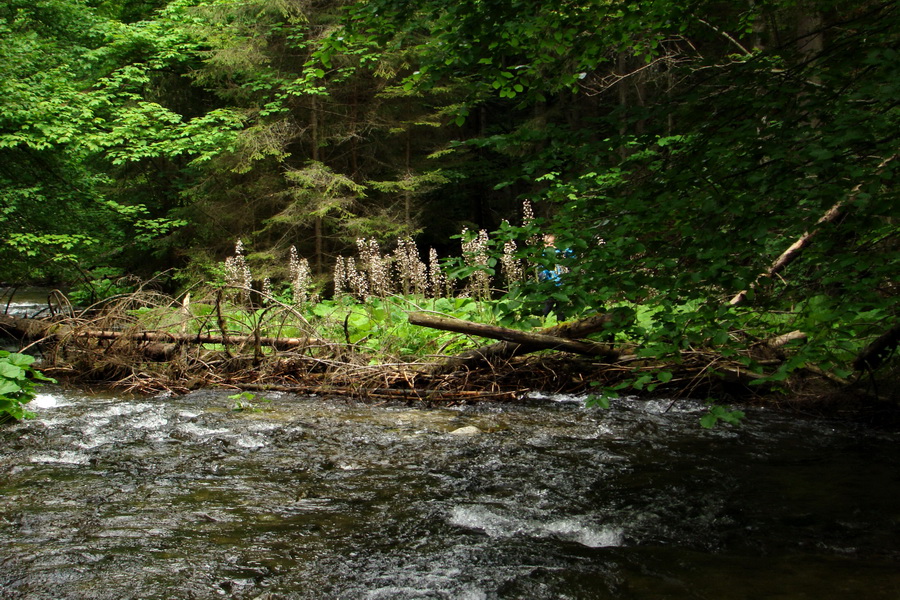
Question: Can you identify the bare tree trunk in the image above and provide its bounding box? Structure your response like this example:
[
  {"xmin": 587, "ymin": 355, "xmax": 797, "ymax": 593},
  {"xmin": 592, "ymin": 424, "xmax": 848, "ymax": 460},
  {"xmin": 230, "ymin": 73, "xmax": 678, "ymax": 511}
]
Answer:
[
  {"xmin": 311, "ymin": 96, "xmax": 324, "ymax": 275},
  {"xmin": 404, "ymin": 122, "xmax": 412, "ymax": 225},
  {"xmin": 747, "ymin": 0, "xmax": 768, "ymax": 51},
  {"xmin": 796, "ymin": 8, "xmax": 824, "ymax": 64},
  {"xmin": 350, "ymin": 82, "xmax": 359, "ymax": 177},
  {"xmin": 617, "ymin": 52, "xmax": 628, "ymax": 160}
]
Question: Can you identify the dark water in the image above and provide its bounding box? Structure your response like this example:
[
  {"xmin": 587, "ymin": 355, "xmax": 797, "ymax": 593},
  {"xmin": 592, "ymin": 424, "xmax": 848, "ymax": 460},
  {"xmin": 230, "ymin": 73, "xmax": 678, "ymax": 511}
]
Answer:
[
  {"xmin": 0, "ymin": 287, "xmax": 64, "ymax": 319},
  {"xmin": 0, "ymin": 389, "xmax": 898, "ymax": 600},
  {"xmin": 1, "ymin": 288, "xmax": 45, "ymax": 318}
]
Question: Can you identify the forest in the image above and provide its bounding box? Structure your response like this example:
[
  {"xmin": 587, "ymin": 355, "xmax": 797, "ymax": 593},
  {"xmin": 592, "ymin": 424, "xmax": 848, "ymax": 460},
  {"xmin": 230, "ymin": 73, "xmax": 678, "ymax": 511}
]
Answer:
[{"xmin": 1, "ymin": 0, "xmax": 898, "ymax": 415}]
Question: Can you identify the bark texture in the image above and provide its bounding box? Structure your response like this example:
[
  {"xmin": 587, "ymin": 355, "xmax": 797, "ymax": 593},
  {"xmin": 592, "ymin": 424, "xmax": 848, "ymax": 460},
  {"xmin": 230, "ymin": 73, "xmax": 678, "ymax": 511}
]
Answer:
[{"xmin": 408, "ymin": 311, "xmax": 624, "ymax": 374}]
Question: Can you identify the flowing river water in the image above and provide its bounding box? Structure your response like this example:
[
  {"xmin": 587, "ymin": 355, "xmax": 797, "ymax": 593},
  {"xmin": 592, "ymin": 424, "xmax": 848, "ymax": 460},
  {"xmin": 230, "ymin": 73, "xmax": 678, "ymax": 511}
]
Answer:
[
  {"xmin": 1, "ymin": 289, "xmax": 899, "ymax": 598},
  {"xmin": 1, "ymin": 388, "xmax": 898, "ymax": 600}
]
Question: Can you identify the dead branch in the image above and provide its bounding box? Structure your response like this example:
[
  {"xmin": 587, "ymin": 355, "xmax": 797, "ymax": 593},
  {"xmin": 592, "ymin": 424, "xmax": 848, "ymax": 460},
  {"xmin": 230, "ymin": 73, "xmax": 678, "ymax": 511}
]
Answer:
[
  {"xmin": 731, "ymin": 154, "xmax": 898, "ymax": 306},
  {"xmin": 765, "ymin": 329, "xmax": 807, "ymax": 349},
  {"xmin": 0, "ymin": 314, "xmax": 322, "ymax": 351},
  {"xmin": 853, "ymin": 323, "xmax": 900, "ymax": 372},
  {"xmin": 408, "ymin": 312, "xmax": 624, "ymax": 374}
]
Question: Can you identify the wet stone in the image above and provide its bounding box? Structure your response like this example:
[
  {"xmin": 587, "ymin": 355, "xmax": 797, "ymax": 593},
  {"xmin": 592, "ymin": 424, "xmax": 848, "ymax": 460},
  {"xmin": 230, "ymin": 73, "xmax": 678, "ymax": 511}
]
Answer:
[{"xmin": 448, "ymin": 425, "xmax": 482, "ymax": 436}]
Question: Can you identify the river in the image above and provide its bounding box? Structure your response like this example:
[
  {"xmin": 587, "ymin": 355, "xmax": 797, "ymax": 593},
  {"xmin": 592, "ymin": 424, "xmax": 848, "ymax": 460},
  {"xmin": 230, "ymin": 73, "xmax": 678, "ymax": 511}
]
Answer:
[
  {"xmin": 0, "ymin": 386, "xmax": 898, "ymax": 599},
  {"xmin": 1, "ymin": 287, "xmax": 59, "ymax": 319}
]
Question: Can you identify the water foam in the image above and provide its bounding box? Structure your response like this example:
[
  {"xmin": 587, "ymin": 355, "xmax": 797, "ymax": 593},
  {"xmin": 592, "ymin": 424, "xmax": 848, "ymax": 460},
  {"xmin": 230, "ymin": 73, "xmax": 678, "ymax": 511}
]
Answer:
[
  {"xmin": 448, "ymin": 504, "xmax": 623, "ymax": 548},
  {"xmin": 30, "ymin": 393, "xmax": 64, "ymax": 409},
  {"xmin": 29, "ymin": 450, "xmax": 89, "ymax": 465},
  {"xmin": 177, "ymin": 422, "xmax": 230, "ymax": 437},
  {"xmin": 526, "ymin": 391, "xmax": 588, "ymax": 403}
]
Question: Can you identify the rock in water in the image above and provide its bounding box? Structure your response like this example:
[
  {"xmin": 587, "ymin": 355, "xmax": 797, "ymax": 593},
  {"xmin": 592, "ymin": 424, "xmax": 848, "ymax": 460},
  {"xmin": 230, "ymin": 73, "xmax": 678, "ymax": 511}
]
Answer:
[{"xmin": 449, "ymin": 425, "xmax": 482, "ymax": 436}]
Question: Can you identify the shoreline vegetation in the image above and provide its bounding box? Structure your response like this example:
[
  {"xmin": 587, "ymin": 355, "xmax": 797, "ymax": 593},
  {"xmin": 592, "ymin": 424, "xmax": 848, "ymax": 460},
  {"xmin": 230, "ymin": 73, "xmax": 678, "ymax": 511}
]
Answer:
[
  {"xmin": 2, "ymin": 229, "xmax": 897, "ymax": 426},
  {"xmin": 3, "ymin": 2, "xmax": 896, "ymax": 428}
]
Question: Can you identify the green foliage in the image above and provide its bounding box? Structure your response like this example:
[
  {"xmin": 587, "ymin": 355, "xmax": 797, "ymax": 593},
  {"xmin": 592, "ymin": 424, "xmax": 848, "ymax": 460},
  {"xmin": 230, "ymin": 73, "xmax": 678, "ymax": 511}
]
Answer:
[
  {"xmin": 0, "ymin": 351, "xmax": 56, "ymax": 423},
  {"xmin": 700, "ymin": 404, "xmax": 746, "ymax": 429},
  {"xmin": 308, "ymin": 295, "xmax": 484, "ymax": 360},
  {"xmin": 228, "ymin": 391, "xmax": 269, "ymax": 412},
  {"xmin": 0, "ymin": 0, "xmax": 225, "ymax": 281},
  {"xmin": 585, "ymin": 391, "xmax": 611, "ymax": 410},
  {"xmin": 381, "ymin": 0, "xmax": 899, "ymax": 391},
  {"xmin": 68, "ymin": 267, "xmax": 140, "ymax": 306},
  {"xmin": 5, "ymin": 0, "xmax": 897, "ymax": 412}
]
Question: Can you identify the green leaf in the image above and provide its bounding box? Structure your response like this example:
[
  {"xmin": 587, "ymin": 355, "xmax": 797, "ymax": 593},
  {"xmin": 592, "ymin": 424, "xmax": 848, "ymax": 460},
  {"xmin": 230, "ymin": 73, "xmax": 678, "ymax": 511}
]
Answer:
[
  {"xmin": 586, "ymin": 394, "xmax": 611, "ymax": 409},
  {"xmin": 699, "ymin": 413, "xmax": 719, "ymax": 429},
  {"xmin": 4, "ymin": 353, "xmax": 35, "ymax": 368},
  {"xmin": 0, "ymin": 380, "xmax": 22, "ymax": 395},
  {"xmin": 632, "ymin": 374, "xmax": 653, "ymax": 390},
  {"xmin": 701, "ymin": 404, "xmax": 745, "ymax": 429},
  {"xmin": 0, "ymin": 363, "xmax": 25, "ymax": 381}
]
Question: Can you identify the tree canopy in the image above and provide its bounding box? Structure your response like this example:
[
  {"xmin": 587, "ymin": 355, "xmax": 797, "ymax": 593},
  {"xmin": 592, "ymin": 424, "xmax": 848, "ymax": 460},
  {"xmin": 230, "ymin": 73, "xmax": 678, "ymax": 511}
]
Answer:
[{"xmin": 1, "ymin": 0, "xmax": 897, "ymax": 389}]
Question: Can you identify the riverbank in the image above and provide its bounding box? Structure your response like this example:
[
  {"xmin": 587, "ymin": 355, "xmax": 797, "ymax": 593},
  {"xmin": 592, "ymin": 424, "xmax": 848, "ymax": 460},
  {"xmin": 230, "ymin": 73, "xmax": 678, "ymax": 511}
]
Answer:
[{"xmin": 1, "ymin": 288, "xmax": 897, "ymax": 425}]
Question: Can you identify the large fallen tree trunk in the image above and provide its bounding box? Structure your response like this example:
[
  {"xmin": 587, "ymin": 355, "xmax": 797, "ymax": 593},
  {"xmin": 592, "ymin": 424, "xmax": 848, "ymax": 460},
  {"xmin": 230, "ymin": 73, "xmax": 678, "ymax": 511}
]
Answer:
[
  {"xmin": 75, "ymin": 329, "xmax": 321, "ymax": 351},
  {"xmin": 0, "ymin": 314, "xmax": 321, "ymax": 352},
  {"xmin": 408, "ymin": 312, "xmax": 624, "ymax": 374},
  {"xmin": 0, "ymin": 314, "xmax": 62, "ymax": 340}
]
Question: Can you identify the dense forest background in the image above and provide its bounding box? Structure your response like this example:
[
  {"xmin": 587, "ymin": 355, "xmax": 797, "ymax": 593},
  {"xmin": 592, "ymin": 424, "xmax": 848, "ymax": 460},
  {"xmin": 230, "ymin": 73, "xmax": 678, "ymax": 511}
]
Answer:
[{"xmin": 1, "ymin": 0, "xmax": 897, "ymax": 386}]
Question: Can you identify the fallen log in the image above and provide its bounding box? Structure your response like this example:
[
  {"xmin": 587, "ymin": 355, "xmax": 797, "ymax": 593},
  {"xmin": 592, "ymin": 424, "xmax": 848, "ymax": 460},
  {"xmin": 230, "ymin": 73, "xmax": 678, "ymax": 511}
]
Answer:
[
  {"xmin": 0, "ymin": 314, "xmax": 60, "ymax": 339},
  {"xmin": 0, "ymin": 314, "xmax": 322, "ymax": 352},
  {"xmin": 73, "ymin": 328, "xmax": 322, "ymax": 351},
  {"xmin": 408, "ymin": 311, "xmax": 625, "ymax": 374}
]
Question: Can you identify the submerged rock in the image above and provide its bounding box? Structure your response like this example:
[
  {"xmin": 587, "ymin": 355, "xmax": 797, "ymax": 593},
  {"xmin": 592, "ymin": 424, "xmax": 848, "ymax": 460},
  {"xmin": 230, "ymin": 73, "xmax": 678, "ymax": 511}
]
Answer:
[{"xmin": 449, "ymin": 425, "xmax": 482, "ymax": 436}]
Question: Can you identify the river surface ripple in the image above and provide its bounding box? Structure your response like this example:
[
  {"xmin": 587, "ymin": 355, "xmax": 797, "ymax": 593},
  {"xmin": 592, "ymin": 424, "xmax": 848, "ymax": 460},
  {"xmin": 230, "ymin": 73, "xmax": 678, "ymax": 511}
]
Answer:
[{"xmin": 0, "ymin": 389, "xmax": 898, "ymax": 599}]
